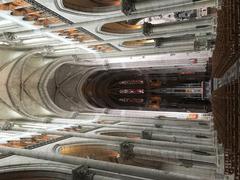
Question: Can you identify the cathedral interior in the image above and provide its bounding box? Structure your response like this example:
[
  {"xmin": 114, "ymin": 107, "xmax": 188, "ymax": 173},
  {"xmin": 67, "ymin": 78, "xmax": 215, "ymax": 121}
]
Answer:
[{"xmin": 0, "ymin": 0, "xmax": 239, "ymax": 180}]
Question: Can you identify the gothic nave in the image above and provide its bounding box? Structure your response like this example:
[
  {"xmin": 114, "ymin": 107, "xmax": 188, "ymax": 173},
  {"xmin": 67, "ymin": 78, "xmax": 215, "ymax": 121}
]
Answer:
[{"xmin": 0, "ymin": 0, "xmax": 238, "ymax": 180}]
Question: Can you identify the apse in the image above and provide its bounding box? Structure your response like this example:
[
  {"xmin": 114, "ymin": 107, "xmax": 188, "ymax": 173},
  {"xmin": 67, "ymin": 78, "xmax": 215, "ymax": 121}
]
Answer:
[{"xmin": 83, "ymin": 69, "xmax": 211, "ymax": 112}]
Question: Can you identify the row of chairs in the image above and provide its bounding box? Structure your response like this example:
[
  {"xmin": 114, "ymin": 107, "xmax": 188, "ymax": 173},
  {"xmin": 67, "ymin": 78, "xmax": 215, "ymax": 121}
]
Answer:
[
  {"xmin": 212, "ymin": 79, "xmax": 239, "ymax": 179},
  {"xmin": 212, "ymin": 0, "xmax": 240, "ymax": 78}
]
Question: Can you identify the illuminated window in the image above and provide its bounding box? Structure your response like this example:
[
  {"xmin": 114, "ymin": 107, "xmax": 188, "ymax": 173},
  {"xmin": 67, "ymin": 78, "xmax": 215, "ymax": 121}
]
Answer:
[
  {"xmin": 119, "ymin": 89, "xmax": 144, "ymax": 94},
  {"xmin": 118, "ymin": 80, "xmax": 144, "ymax": 85},
  {"xmin": 119, "ymin": 98, "xmax": 144, "ymax": 104}
]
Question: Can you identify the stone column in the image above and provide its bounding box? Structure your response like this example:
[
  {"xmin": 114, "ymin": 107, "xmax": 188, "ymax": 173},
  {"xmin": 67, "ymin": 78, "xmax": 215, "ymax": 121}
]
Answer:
[
  {"xmin": 122, "ymin": 0, "xmax": 217, "ymax": 15},
  {"xmin": 94, "ymin": 176, "xmax": 120, "ymax": 180},
  {"xmin": 21, "ymin": 37, "xmax": 60, "ymax": 47},
  {"xmin": 11, "ymin": 126, "xmax": 215, "ymax": 152},
  {"xmin": 11, "ymin": 119, "xmax": 213, "ymax": 138},
  {"xmin": 123, "ymin": 0, "xmax": 194, "ymax": 15},
  {"xmin": 0, "ymin": 146, "xmax": 214, "ymax": 180},
  {"xmin": 0, "ymin": 121, "xmax": 14, "ymax": 130},
  {"xmin": 132, "ymin": 146, "xmax": 216, "ymax": 164},
  {"xmin": 143, "ymin": 18, "xmax": 214, "ymax": 36},
  {"xmin": 141, "ymin": 130, "xmax": 214, "ymax": 145},
  {"xmin": 52, "ymin": 44, "xmax": 195, "ymax": 58}
]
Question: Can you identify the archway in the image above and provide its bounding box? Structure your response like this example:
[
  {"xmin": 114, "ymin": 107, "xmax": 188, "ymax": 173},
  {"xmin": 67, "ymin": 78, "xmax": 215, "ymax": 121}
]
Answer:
[
  {"xmin": 62, "ymin": 0, "xmax": 120, "ymax": 13},
  {"xmin": 101, "ymin": 20, "xmax": 143, "ymax": 34},
  {"xmin": 58, "ymin": 143, "xmax": 169, "ymax": 170},
  {"xmin": 83, "ymin": 69, "xmax": 211, "ymax": 112}
]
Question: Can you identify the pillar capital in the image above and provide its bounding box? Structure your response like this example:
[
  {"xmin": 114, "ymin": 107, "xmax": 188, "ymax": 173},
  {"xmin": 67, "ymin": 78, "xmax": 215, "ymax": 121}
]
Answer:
[
  {"xmin": 72, "ymin": 165, "xmax": 95, "ymax": 180},
  {"xmin": 120, "ymin": 141, "xmax": 135, "ymax": 160},
  {"xmin": 42, "ymin": 118, "xmax": 52, "ymax": 123},
  {"xmin": 154, "ymin": 38, "xmax": 164, "ymax": 48},
  {"xmin": 103, "ymin": 108, "xmax": 110, "ymax": 114},
  {"xmin": 141, "ymin": 130, "xmax": 153, "ymax": 140},
  {"xmin": 143, "ymin": 22, "xmax": 153, "ymax": 36},
  {"xmin": 0, "ymin": 32, "xmax": 22, "ymax": 45},
  {"xmin": 41, "ymin": 46, "xmax": 55, "ymax": 56},
  {"xmin": 0, "ymin": 121, "xmax": 14, "ymax": 130},
  {"xmin": 2, "ymin": 32, "xmax": 17, "ymax": 41},
  {"xmin": 121, "ymin": 0, "xmax": 136, "ymax": 16},
  {"xmin": 194, "ymin": 39, "xmax": 208, "ymax": 51}
]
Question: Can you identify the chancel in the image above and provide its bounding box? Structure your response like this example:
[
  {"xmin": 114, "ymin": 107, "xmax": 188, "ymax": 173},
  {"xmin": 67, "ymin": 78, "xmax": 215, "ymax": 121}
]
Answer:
[{"xmin": 0, "ymin": 0, "xmax": 238, "ymax": 180}]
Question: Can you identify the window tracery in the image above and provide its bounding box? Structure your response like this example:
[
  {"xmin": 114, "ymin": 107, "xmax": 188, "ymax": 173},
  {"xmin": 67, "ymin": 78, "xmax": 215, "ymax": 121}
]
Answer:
[
  {"xmin": 119, "ymin": 98, "xmax": 144, "ymax": 104},
  {"xmin": 119, "ymin": 89, "xmax": 145, "ymax": 94},
  {"xmin": 118, "ymin": 80, "xmax": 144, "ymax": 85}
]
